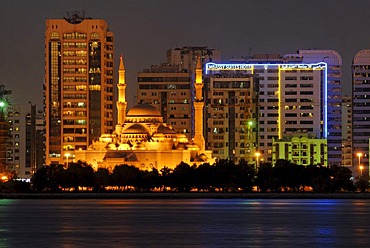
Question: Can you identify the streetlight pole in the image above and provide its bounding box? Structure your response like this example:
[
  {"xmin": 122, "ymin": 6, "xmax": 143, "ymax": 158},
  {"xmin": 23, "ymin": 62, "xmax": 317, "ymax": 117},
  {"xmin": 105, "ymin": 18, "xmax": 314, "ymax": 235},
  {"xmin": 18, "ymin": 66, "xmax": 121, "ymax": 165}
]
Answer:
[
  {"xmin": 357, "ymin": 152, "xmax": 363, "ymax": 177},
  {"xmin": 357, "ymin": 152, "xmax": 362, "ymax": 166},
  {"xmin": 255, "ymin": 151, "xmax": 261, "ymax": 171},
  {"xmin": 65, "ymin": 153, "xmax": 71, "ymax": 167}
]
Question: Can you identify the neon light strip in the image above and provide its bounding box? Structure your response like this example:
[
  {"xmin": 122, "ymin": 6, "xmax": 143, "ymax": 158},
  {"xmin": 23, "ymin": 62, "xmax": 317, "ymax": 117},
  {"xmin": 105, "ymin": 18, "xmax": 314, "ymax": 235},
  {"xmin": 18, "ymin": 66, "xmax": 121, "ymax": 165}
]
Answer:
[
  {"xmin": 205, "ymin": 63, "xmax": 253, "ymax": 74},
  {"xmin": 278, "ymin": 65, "xmax": 282, "ymax": 139},
  {"xmin": 280, "ymin": 63, "xmax": 327, "ymax": 70},
  {"xmin": 205, "ymin": 62, "xmax": 327, "ymax": 73},
  {"xmin": 323, "ymin": 65, "xmax": 328, "ymax": 138}
]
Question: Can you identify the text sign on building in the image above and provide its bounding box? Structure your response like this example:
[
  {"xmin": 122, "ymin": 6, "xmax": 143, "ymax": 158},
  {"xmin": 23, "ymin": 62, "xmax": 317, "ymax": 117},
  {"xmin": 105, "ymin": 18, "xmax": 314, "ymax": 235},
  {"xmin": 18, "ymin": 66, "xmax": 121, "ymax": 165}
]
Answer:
[
  {"xmin": 205, "ymin": 63, "xmax": 253, "ymax": 74},
  {"xmin": 205, "ymin": 62, "xmax": 327, "ymax": 74}
]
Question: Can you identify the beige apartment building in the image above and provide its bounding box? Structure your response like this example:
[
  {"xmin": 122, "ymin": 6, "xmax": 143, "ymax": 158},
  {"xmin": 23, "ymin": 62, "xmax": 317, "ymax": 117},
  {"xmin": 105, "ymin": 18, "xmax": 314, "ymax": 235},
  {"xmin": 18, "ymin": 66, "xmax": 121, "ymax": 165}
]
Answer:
[
  {"xmin": 167, "ymin": 46, "xmax": 221, "ymax": 72},
  {"xmin": 45, "ymin": 12, "xmax": 114, "ymax": 165},
  {"xmin": 203, "ymin": 72, "xmax": 259, "ymax": 163},
  {"xmin": 137, "ymin": 64, "xmax": 193, "ymax": 139}
]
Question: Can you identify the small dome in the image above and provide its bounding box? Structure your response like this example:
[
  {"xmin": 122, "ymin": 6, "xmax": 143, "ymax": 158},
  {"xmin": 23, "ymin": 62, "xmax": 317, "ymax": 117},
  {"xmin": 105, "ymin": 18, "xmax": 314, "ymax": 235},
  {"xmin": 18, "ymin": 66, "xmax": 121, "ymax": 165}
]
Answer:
[
  {"xmin": 132, "ymin": 142, "xmax": 146, "ymax": 150},
  {"xmin": 157, "ymin": 125, "xmax": 176, "ymax": 134},
  {"xmin": 107, "ymin": 143, "xmax": 117, "ymax": 150},
  {"xmin": 124, "ymin": 124, "xmax": 148, "ymax": 134},
  {"xmin": 118, "ymin": 143, "xmax": 131, "ymax": 150},
  {"xmin": 127, "ymin": 104, "xmax": 161, "ymax": 117},
  {"xmin": 198, "ymin": 153, "xmax": 208, "ymax": 161}
]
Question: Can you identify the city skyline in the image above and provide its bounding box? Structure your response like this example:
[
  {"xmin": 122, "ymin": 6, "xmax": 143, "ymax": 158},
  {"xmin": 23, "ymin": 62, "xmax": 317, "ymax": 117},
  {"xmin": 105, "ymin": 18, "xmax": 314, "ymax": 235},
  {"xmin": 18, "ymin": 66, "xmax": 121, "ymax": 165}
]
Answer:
[{"xmin": 1, "ymin": 0, "xmax": 370, "ymax": 108}]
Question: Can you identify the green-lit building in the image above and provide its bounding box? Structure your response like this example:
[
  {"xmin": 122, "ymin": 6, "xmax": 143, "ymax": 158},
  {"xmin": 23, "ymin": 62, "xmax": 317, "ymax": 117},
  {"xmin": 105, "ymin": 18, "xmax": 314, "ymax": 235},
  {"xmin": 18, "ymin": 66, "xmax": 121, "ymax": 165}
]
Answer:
[{"xmin": 272, "ymin": 134, "xmax": 328, "ymax": 166}]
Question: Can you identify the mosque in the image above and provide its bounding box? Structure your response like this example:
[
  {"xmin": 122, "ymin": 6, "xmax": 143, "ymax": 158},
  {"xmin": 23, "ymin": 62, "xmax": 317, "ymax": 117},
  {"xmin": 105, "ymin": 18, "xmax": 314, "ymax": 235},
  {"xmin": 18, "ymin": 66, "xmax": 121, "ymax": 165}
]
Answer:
[{"xmin": 75, "ymin": 56, "xmax": 214, "ymax": 170}]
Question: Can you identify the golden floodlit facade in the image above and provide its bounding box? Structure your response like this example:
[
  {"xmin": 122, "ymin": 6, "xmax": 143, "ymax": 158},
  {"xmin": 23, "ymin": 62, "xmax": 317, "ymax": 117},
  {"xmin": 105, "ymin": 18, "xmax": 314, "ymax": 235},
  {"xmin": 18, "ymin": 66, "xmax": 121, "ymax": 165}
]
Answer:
[
  {"xmin": 45, "ymin": 12, "xmax": 114, "ymax": 165},
  {"xmin": 75, "ymin": 56, "xmax": 214, "ymax": 170}
]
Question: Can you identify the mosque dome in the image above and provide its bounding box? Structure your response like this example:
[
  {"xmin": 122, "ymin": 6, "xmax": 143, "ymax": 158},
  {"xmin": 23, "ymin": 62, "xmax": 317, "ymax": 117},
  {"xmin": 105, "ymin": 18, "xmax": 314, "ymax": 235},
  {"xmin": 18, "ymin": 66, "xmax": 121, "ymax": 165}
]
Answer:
[
  {"xmin": 132, "ymin": 142, "xmax": 146, "ymax": 150},
  {"xmin": 157, "ymin": 125, "xmax": 176, "ymax": 134},
  {"xmin": 198, "ymin": 153, "xmax": 208, "ymax": 162},
  {"xmin": 127, "ymin": 104, "xmax": 161, "ymax": 117},
  {"xmin": 124, "ymin": 124, "xmax": 148, "ymax": 134}
]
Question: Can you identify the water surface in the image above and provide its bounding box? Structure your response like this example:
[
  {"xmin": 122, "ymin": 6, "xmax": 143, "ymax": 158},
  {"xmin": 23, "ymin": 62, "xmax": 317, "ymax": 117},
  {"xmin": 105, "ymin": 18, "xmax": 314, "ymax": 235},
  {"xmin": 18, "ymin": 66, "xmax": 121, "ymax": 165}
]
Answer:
[{"xmin": 0, "ymin": 198, "xmax": 369, "ymax": 247}]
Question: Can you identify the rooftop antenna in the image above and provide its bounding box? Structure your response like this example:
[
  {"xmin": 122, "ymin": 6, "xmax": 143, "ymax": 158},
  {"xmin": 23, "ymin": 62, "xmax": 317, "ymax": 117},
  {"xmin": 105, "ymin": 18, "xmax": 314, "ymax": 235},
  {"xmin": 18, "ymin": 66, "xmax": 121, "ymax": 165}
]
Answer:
[{"xmin": 248, "ymin": 48, "xmax": 253, "ymax": 59}]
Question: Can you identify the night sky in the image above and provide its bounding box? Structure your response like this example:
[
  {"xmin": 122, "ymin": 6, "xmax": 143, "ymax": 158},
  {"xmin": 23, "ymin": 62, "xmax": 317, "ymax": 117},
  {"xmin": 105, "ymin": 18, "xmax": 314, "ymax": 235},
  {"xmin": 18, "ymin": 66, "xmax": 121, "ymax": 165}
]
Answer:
[{"xmin": 1, "ymin": 0, "xmax": 370, "ymax": 109}]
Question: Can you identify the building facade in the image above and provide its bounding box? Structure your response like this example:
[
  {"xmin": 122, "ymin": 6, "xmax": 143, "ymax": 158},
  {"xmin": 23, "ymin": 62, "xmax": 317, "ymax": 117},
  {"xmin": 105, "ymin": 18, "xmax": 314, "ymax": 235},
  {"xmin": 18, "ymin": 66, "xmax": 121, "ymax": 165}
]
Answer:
[
  {"xmin": 0, "ymin": 85, "xmax": 12, "ymax": 174},
  {"xmin": 298, "ymin": 50, "xmax": 343, "ymax": 166},
  {"xmin": 5, "ymin": 104, "xmax": 44, "ymax": 178},
  {"xmin": 342, "ymin": 96, "xmax": 352, "ymax": 167},
  {"xmin": 203, "ymin": 70, "xmax": 259, "ymax": 163},
  {"xmin": 167, "ymin": 46, "xmax": 221, "ymax": 72},
  {"xmin": 205, "ymin": 60, "xmax": 328, "ymax": 165},
  {"xmin": 45, "ymin": 12, "xmax": 114, "ymax": 165},
  {"xmin": 352, "ymin": 50, "xmax": 370, "ymax": 167},
  {"xmin": 137, "ymin": 64, "xmax": 193, "ymax": 139},
  {"xmin": 272, "ymin": 135, "xmax": 328, "ymax": 166}
]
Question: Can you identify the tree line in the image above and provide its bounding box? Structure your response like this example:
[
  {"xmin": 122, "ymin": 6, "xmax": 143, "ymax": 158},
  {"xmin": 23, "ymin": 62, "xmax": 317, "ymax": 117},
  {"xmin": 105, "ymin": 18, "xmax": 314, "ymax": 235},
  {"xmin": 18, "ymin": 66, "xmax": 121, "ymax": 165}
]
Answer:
[{"xmin": 1, "ymin": 159, "xmax": 368, "ymax": 193}]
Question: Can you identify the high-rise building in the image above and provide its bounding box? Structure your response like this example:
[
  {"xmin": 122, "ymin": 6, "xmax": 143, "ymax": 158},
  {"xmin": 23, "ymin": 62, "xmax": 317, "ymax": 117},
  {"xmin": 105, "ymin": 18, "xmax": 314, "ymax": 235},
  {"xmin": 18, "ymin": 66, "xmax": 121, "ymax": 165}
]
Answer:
[
  {"xmin": 6, "ymin": 104, "xmax": 44, "ymax": 178},
  {"xmin": 45, "ymin": 12, "xmax": 114, "ymax": 165},
  {"xmin": 136, "ymin": 47, "xmax": 220, "ymax": 141},
  {"xmin": 298, "ymin": 50, "xmax": 343, "ymax": 166},
  {"xmin": 137, "ymin": 64, "xmax": 193, "ymax": 139},
  {"xmin": 352, "ymin": 50, "xmax": 370, "ymax": 168},
  {"xmin": 167, "ymin": 46, "xmax": 221, "ymax": 72},
  {"xmin": 206, "ymin": 58, "xmax": 328, "ymax": 165},
  {"xmin": 231, "ymin": 50, "xmax": 342, "ymax": 165},
  {"xmin": 0, "ymin": 85, "xmax": 12, "ymax": 173},
  {"xmin": 342, "ymin": 96, "xmax": 352, "ymax": 167},
  {"xmin": 203, "ymin": 68, "xmax": 259, "ymax": 163}
]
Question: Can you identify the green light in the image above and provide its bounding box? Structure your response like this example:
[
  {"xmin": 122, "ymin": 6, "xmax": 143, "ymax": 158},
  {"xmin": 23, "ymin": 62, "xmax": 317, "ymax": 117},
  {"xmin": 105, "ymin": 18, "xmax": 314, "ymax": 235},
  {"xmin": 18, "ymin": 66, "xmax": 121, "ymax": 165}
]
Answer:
[
  {"xmin": 0, "ymin": 101, "xmax": 5, "ymax": 108},
  {"xmin": 248, "ymin": 120, "xmax": 254, "ymax": 126}
]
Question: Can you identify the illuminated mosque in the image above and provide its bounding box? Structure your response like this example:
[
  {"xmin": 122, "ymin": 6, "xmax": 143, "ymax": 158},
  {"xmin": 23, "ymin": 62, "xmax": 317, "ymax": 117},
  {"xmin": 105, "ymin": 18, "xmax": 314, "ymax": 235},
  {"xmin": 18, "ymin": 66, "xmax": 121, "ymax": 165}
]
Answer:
[{"xmin": 75, "ymin": 56, "xmax": 214, "ymax": 170}]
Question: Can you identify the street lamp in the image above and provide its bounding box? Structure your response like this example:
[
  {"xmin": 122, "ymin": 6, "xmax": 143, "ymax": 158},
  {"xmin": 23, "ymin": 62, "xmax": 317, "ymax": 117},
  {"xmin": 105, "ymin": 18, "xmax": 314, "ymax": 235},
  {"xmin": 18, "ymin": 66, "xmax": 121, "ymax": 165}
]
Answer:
[
  {"xmin": 357, "ymin": 152, "xmax": 363, "ymax": 177},
  {"xmin": 255, "ymin": 151, "xmax": 261, "ymax": 170},
  {"xmin": 65, "ymin": 153, "xmax": 71, "ymax": 167},
  {"xmin": 357, "ymin": 152, "xmax": 363, "ymax": 166}
]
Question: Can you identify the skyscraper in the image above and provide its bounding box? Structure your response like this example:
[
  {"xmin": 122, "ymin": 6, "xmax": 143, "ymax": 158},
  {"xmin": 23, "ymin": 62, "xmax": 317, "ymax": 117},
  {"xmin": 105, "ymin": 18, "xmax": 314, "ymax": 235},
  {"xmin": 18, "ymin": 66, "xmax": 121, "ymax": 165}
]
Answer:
[
  {"xmin": 137, "ymin": 64, "xmax": 193, "ymax": 139},
  {"xmin": 206, "ymin": 57, "xmax": 328, "ymax": 165},
  {"xmin": 136, "ymin": 47, "xmax": 220, "ymax": 141},
  {"xmin": 6, "ymin": 104, "xmax": 44, "ymax": 178},
  {"xmin": 298, "ymin": 50, "xmax": 343, "ymax": 166},
  {"xmin": 0, "ymin": 85, "xmax": 11, "ymax": 173},
  {"xmin": 167, "ymin": 46, "xmax": 221, "ymax": 72},
  {"xmin": 204, "ymin": 65, "xmax": 259, "ymax": 163},
  {"xmin": 239, "ymin": 50, "xmax": 341, "ymax": 166},
  {"xmin": 45, "ymin": 12, "xmax": 114, "ymax": 165},
  {"xmin": 352, "ymin": 50, "xmax": 370, "ymax": 168},
  {"xmin": 342, "ymin": 96, "xmax": 352, "ymax": 167}
]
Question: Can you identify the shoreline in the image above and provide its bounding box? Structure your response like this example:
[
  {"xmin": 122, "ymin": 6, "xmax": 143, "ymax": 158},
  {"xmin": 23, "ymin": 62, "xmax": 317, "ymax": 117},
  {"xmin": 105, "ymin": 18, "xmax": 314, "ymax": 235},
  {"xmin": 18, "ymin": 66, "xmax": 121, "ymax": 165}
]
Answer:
[{"xmin": 1, "ymin": 192, "xmax": 370, "ymax": 199}]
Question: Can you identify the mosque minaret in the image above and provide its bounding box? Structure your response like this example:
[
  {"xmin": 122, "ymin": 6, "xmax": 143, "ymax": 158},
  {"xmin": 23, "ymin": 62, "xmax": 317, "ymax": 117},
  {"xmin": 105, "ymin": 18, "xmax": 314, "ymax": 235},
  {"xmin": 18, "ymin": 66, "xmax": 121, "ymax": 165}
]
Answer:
[
  {"xmin": 116, "ymin": 55, "xmax": 127, "ymax": 124},
  {"xmin": 193, "ymin": 57, "xmax": 205, "ymax": 151}
]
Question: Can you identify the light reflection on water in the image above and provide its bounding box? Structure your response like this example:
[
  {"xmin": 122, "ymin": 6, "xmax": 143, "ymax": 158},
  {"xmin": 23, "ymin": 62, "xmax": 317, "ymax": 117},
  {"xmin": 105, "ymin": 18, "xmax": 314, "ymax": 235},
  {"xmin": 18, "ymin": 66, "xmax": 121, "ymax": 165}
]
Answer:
[{"xmin": 0, "ymin": 198, "xmax": 370, "ymax": 247}]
